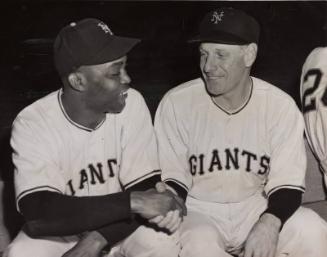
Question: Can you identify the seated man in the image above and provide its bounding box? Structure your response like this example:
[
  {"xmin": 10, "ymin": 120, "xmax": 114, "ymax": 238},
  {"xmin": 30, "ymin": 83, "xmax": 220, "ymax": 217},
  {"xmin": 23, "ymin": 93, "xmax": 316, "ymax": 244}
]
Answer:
[
  {"xmin": 300, "ymin": 46, "xmax": 327, "ymax": 189},
  {"xmin": 4, "ymin": 18, "xmax": 184, "ymax": 257},
  {"xmin": 155, "ymin": 7, "xmax": 327, "ymax": 257}
]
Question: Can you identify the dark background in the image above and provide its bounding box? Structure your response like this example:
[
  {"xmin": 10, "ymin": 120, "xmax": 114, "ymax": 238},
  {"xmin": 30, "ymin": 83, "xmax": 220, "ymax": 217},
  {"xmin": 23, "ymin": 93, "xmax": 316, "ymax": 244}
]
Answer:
[{"xmin": 0, "ymin": 0, "xmax": 326, "ymax": 239}]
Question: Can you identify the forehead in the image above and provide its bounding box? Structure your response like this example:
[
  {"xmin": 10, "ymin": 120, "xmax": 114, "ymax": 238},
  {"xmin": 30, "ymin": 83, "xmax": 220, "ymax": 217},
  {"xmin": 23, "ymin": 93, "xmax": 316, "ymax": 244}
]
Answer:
[{"xmin": 199, "ymin": 42, "xmax": 242, "ymax": 52}]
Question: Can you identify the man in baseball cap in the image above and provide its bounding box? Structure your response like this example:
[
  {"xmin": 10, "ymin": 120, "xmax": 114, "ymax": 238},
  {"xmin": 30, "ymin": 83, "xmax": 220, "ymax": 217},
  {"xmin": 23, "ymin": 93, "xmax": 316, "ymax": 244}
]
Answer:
[
  {"xmin": 155, "ymin": 7, "xmax": 327, "ymax": 257},
  {"xmin": 5, "ymin": 18, "xmax": 184, "ymax": 257}
]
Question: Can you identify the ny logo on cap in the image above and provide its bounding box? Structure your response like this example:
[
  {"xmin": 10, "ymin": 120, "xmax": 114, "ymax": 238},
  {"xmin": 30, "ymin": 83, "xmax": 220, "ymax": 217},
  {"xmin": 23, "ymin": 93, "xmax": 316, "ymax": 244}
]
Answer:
[
  {"xmin": 211, "ymin": 11, "xmax": 224, "ymax": 24},
  {"xmin": 98, "ymin": 22, "xmax": 113, "ymax": 35}
]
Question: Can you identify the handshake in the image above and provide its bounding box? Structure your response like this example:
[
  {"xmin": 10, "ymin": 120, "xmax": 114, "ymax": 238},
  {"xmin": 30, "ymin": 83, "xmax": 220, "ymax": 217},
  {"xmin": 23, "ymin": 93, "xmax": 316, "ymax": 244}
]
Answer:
[
  {"xmin": 61, "ymin": 183, "xmax": 186, "ymax": 257},
  {"xmin": 130, "ymin": 182, "xmax": 187, "ymax": 233}
]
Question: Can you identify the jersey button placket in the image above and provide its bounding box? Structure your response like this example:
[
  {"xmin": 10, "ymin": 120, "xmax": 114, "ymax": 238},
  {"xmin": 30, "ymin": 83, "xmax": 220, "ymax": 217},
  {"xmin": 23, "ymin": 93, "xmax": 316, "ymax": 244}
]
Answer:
[
  {"xmin": 225, "ymin": 116, "xmax": 233, "ymax": 146},
  {"xmin": 85, "ymin": 132, "xmax": 96, "ymax": 194}
]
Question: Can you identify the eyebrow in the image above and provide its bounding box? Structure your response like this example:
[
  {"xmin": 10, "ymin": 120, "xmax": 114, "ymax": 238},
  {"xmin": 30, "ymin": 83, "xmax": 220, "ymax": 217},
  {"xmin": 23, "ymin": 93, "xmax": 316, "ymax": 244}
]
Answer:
[
  {"xmin": 199, "ymin": 47, "xmax": 229, "ymax": 54},
  {"xmin": 111, "ymin": 56, "xmax": 127, "ymax": 66},
  {"xmin": 109, "ymin": 61, "xmax": 123, "ymax": 69},
  {"xmin": 114, "ymin": 60, "xmax": 125, "ymax": 65}
]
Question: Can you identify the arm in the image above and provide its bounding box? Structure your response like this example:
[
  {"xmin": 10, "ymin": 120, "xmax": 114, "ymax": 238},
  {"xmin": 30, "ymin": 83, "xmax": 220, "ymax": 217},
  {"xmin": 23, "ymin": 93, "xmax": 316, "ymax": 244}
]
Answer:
[
  {"xmin": 244, "ymin": 95, "xmax": 306, "ymax": 257},
  {"xmin": 59, "ymin": 181, "xmax": 184, "ymax": 257},
  {"xmin": 243, "ymin": 213, "xmax": 280, "ymax": 257},
  {"xmin": 264, "ymin": 97, "xmax": 306, "ymax": 202},
  {"xmin": 19, "ymin": 190, "xmax": 131, "ymax": 237},
  {"xmin": 243, "ymin": 188, "xmax": 302, "ymax": 257},
  {"xmin": 263, "ymin": 188, "xmax": 302, "ymax": 228},
  {"xmin": 94, "ymin": 178, "xmax": 166, "ymax": 251},
  {"xmin": 118, "ymin": 89, "xmax": 162, "ymax": 191},
  {"xmin": 154, "ymin": 94, "xmax": 191, "ymax": 201},
  {"xmin": 118, "ymin": 89, "xmax": 186, "ymax": 218},
  {"xmin": 20, "ymin": 187, "xmax": 181, "ymax": 238}
]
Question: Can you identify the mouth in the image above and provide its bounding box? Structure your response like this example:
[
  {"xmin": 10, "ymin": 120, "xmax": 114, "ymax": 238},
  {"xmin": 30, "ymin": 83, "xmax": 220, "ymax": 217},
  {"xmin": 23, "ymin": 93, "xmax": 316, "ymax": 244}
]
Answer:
[
  {"xmin": 119, "ymin": 89, "xmax": 128, "ymax": 101},
  {"xmin": 206, "ymin": 75, "xmax": 224, "ymax": 80}
]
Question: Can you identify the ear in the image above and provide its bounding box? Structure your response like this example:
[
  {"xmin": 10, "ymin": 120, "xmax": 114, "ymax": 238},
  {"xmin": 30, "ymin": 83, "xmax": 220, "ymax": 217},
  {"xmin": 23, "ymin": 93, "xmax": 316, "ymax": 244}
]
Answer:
[
  {"xmin": 67, "ymin": 72, "xmax": 87, "ymax": 92},
  {"xmin": 243, "ymin": 43, "xmax": 258, "ymax": 67}
]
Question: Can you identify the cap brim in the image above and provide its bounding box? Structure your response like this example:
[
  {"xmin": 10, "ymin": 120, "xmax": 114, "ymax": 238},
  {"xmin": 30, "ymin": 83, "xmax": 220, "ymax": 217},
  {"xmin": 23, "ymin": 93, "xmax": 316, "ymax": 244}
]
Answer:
[
  {"xmin": 88, "ymin": 36, "xmax": 140, "ymax": 65},
  {"xmin": 188, "ymin": 31, "xmax": 250, "ymax": 45}
]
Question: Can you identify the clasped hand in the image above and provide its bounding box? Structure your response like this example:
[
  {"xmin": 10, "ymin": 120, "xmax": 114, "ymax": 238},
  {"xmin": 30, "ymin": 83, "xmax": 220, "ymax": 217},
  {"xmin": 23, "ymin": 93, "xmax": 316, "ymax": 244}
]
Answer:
[
  {"xmin": 62, "ymin": 183, "xmax": 186, "ymax": 257},
  {"xmin": 132, "ymin": 182, "xmax": 186, "ymax": 233},
  {"xmin": 147, "ymin": 182, "xmax": 186, "ymax": 233}
]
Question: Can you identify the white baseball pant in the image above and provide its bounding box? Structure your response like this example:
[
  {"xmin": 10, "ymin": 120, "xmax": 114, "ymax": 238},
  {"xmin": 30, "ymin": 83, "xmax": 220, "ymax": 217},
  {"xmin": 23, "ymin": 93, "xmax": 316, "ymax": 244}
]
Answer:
[
  {"xmin": 180, "ymin": 193, "xmax": 327, "ymax": 257},
  {"xmin": 4, "ymin": 225, "xmax": 180, "ymax": 257}
]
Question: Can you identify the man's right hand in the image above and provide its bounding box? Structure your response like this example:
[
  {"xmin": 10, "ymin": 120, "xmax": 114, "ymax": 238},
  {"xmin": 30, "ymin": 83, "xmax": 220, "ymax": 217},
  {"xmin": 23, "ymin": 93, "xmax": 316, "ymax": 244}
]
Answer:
[
  {"xmin": 155, "ymin": 182, "xmax": 187, "ymax": 216},
  {"xmin": 130, "ymin": 189, "xmax": 182, "ymax": 219},
  {"xmin": 144, "ymin": 182, "xmax": 186, "ymax": 233}
]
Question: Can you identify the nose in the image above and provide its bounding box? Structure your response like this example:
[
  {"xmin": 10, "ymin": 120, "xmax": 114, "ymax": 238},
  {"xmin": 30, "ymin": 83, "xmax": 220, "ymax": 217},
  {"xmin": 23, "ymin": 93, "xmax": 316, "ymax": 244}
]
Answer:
[
  {"xmin": 203, "ymin": 55, "xmax": 217, "ymax": 74},
  {"xmin": 120, "ymin": 69, "xmax": 131, "ymax": 85}
]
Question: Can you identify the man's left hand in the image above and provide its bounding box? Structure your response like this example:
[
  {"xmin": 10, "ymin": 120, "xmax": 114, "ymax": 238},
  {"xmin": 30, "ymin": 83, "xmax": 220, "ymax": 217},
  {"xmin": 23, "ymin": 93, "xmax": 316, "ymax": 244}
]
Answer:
[
  {"xmin": 62, "ymin": 231, "xmax": 107, "ymax": 257},
  {"xmin": 243, "ymin": 213, "xmax": 281, "ymax": 257}
]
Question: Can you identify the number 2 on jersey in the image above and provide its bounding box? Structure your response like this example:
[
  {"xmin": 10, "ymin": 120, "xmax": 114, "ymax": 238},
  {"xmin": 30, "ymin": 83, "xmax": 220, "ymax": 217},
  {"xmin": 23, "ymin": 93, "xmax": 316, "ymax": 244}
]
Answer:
[{"xmin": 302, "ymin": 68, "xmax": 327, "ymax": 113}]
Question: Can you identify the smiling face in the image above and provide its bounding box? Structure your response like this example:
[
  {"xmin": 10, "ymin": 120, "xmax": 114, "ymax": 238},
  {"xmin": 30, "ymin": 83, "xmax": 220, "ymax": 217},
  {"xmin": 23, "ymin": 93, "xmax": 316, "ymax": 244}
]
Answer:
[
  {"xmin": 199, "ymin": 42, "xmax": 249, "ymax": 97},
  {"xmin": 79, "ymin": 56, "xmax": 130, "ymax": 114}
]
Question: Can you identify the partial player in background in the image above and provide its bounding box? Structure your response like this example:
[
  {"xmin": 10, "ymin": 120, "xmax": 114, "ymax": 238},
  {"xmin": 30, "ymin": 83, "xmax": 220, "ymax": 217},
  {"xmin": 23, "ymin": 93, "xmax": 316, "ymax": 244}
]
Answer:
[
  {"xmin": 4, "ymin": 18, "xmax": 184, "ymax": 257},
  {"xmin": 0, "ymin": 178, "xmax": 10, "ymax": 253},
  {"xmin": 155, "ymin": 7, "xmax": 327, "ymax": 257},
  {"xmin": 300, "ymin": 47, "xmax": 327, "ymax": 188}
]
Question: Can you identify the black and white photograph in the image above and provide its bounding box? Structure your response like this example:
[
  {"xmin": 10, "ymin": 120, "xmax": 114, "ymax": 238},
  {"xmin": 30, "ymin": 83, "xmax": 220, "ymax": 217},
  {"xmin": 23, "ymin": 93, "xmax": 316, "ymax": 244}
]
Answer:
[{"xmin": 0, "ymin": 1, "xmax": 327, "ymax": 256}]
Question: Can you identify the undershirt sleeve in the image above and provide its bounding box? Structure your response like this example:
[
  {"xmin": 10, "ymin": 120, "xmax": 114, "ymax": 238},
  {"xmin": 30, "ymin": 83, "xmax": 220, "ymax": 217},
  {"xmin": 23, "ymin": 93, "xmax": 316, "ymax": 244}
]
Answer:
[
  {"xmin": 19, "ymin": 191, "xmax": 132, "ymax": 238},
  {"xmin": 20, "ymin": 172, "xmax": 161, "ymax": 244},
  {"xmin": 263, "ymin": 188, "xmax": 302, "ymax": 228}
]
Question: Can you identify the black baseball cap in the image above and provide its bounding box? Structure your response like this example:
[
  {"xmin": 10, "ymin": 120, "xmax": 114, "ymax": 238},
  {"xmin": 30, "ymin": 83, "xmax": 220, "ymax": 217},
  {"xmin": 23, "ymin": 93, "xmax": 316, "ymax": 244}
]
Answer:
[
  {"xmin": 189, "ymin": 7, "xmax": 260, "ymax": 45},
  {"xmin": 54, "ymin": 18, "xmax": 140, "ymax": 77}
]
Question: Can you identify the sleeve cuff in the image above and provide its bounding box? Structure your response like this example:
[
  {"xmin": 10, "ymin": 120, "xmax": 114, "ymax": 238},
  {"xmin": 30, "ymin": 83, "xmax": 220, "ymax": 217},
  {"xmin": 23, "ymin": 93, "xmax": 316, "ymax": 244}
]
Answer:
[
  {"xmin": 125, "ymin": 173, "xmax": 161, "ymax": 192},
  {"xmin": 262, "ymin": 188, "xmax": 302, "ymax": 229},
  {"xmin": 165, "ymin": 181, "xmax": 188, "ymax": 201}
]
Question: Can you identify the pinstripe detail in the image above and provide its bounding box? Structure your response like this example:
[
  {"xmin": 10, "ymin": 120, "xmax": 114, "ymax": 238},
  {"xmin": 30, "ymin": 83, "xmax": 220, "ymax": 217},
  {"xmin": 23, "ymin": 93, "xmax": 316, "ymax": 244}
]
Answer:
[
  {"xmin": 267, "ymin": 185, "xmax": 305, "ymax": 196},
  {"xmin": 124, "ymin": 170, "xmax": 161, "ymax": 189},
  {"xmin": 164, "ymin": 178, "xmax": 189, "ymax": 192}
]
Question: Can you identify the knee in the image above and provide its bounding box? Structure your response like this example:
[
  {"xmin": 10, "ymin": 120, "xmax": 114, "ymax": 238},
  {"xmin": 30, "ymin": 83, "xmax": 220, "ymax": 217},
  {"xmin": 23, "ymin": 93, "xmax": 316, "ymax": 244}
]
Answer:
[
  {"xmin": 144, "ymin": 230, "xmax": 179, "ymax": 254},
  {"xmin": 279, "ymin": 207, "xmax": 327, "ymax": 255},
  {"xmin": 4, "ymin": 239, "xmax": 29, "ymax": 257},
  {"xmin": 284, "ymin": 207, "xmax": 327, "ymax": 240},
  {"xmin": 4, "ymin": 238, "xmax": 53, "ymax": 257},
  {"xmin": 3, "ymin": 230, "xmax": 76, "ymax": 257},
  {"xmin": 124, "ymin": 226, "xmax": 180, "ymax": 257},
  {"xmin": 180, "ymin": 223, "xmax": 221, "ymax": 252}
]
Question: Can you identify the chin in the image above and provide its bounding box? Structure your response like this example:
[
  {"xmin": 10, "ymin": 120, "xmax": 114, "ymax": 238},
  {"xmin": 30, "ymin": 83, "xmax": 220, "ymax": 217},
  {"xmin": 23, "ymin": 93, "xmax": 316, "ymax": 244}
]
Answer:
[
  {"xmin": 106, "ymin": 104, "xmax": 126, "ymax": 114},
  {"xmin": 205, "ymin": 84, "xmax": 223, "ymax": 97}
]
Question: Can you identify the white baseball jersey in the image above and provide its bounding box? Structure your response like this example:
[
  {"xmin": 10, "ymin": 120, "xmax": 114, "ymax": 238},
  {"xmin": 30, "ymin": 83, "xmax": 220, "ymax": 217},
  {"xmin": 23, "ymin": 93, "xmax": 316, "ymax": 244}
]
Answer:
[
  {"xmin": 11, "ymin": 88, "xmax": 160, "ymax": 210},
  {"xmin": 300, "ymin": 47, "xmax": 327, "ymax": 177},
  {"xmin": 155, "ymin": 77, "xmax": 306, "ymax": 203}
]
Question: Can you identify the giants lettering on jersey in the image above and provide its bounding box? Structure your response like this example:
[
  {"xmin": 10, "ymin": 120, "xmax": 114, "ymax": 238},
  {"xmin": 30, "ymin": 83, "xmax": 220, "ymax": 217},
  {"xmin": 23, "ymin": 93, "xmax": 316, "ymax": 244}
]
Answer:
[
  {"xmin": 67, "ymin": 159, "xmax": 117, "ymax": 195},
  {"xmin": 189, "ymin": 147, "xmax": 270, "ymax": 176}
]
